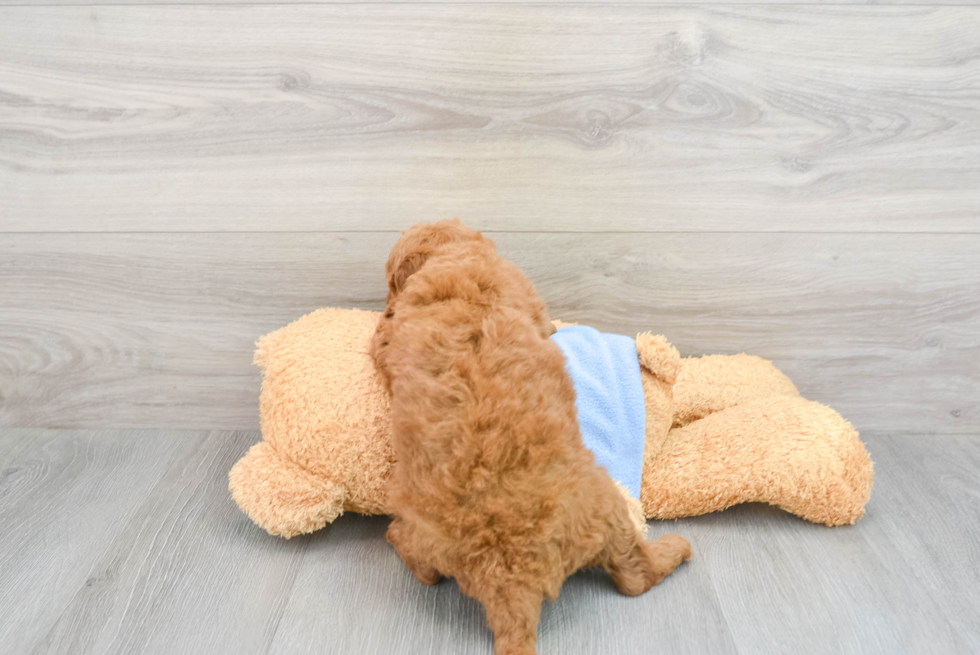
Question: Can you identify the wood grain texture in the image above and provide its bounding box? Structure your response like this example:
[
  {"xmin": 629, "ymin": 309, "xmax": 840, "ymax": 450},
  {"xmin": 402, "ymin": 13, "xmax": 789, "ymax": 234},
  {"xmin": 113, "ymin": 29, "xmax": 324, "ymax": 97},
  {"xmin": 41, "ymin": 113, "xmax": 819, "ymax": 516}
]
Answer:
[
  {"xmin": 3, "ymin": 0, "xmax": 976, "ymax": 6},
  {"xmin": 1, "ymin": 430, "xmax": 978, "ymax": 654},
  {"xmin": 1, "ymin": 6, "xmax": 978, "ymax": 232},
  {"xmin": 1, "ymin": 232, "xmax": 977, "ymax": 433},
  {"xmin": 30, "ymin": 430, "xmax": 307, "ymax": 655},
  {"xmin": 0, "ymin": 427, "xmax": 60, "ymax": 469},
  {"xmin": 848, "ymin": 435, "xmax": 980, "ymax": 651},
  {"xmin": 689, "ymin": 433, "xmax": 980, "ymax": 654},
  {"xmin": 0, "ymin": 429, "xmax": 205, "ymax": 654}
]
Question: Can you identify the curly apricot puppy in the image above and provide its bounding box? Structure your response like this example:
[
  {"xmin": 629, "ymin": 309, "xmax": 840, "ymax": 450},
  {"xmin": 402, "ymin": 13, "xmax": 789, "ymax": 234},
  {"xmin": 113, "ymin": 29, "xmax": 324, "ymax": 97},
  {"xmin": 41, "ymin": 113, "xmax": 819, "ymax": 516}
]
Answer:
[{"xmin": 371, "ymin": 220, "xmax": 691, "ymax": 655}]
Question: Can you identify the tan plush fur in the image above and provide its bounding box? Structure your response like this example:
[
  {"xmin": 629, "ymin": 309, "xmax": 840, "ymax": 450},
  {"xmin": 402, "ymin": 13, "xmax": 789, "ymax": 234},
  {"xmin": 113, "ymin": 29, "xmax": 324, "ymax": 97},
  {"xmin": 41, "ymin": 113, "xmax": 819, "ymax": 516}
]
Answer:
[
  {"xmin": 369, "ymin": 220, "xmax": 689, "ymax": 655},
  {"xmin": 229, "ymin": 307, "xmax": 393, "ymax": 537},
  {"xmin": 643, "ymin": 397, "xmax": 873, "ymax": 525},
  {"xmin": 231, "ymin": 309, "xmax": 872, "ymax": 542},
  {"xmin": 632, "ymin": 341, "xmax": 873, "ymax": 525},
  {"xmin": 672, "ymin": 353, "xmax": 801, "ymax": 428},
  {"xmin": 230, "ymin": 309, "xmax": 873, "ymax": 535}
]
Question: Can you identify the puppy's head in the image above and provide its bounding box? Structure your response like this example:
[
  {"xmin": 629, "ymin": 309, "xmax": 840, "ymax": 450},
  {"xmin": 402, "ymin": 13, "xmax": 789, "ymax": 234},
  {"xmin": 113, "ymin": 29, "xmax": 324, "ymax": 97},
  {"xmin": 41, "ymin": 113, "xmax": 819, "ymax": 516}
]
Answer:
[
  {"xmin": 372, "ymin": 219, "xmax": 485, "ymax": 386},
  {"xmin": 385, "ymin": 219, "xmax": 485, "ymax": 297}
]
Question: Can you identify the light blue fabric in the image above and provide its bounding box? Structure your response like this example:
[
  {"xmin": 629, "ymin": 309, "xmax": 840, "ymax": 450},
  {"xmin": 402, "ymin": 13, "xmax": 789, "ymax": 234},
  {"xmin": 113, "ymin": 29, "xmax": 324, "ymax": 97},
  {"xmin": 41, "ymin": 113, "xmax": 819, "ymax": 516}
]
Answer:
[{"xmin": 551, "ymin": 325, "xmax": 646, "ymax": 499}]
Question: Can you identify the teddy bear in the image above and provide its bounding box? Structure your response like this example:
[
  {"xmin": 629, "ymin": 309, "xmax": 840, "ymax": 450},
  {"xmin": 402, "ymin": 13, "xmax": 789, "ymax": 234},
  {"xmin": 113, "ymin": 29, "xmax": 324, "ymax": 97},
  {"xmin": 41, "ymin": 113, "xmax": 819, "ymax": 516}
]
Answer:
[{"xmin": 229, "ymin": 308, "xmax": 873, "ymax": 539}]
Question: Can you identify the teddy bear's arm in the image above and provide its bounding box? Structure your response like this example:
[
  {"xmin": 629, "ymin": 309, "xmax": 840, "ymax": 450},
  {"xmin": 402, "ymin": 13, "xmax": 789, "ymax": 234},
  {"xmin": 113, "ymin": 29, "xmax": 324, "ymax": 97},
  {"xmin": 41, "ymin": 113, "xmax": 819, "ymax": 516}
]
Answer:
[
  {"xmin": 672, "ymin": 354, "xmax": 800, "ymax": 428},
  {"xmin": 634, "ymin": 333, "xmax": 681, "ymax": 458},
  {"xmin": 229, "ymin": 441, "xmax": 346, "ymax": 538}
]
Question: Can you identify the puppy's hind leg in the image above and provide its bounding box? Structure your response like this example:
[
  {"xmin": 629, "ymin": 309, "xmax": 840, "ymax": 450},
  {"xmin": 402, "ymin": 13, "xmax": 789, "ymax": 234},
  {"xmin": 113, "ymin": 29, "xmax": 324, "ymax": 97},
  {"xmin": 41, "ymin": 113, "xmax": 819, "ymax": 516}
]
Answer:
[
  {"xmin": 601, "ymin": 506, "xmax": 691, "ymax": 596},
  {"xmin": 386, "ymin": 518, "xmax": 443, "ymax": 586}
]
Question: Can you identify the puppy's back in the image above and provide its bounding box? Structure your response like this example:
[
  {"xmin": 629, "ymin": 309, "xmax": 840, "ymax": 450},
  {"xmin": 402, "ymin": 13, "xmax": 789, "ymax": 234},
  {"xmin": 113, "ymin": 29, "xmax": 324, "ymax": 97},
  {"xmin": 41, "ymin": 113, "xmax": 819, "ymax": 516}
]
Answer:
[{"xmin": 385, "ymin": 252, "xmax": 598, "ymax": 561}]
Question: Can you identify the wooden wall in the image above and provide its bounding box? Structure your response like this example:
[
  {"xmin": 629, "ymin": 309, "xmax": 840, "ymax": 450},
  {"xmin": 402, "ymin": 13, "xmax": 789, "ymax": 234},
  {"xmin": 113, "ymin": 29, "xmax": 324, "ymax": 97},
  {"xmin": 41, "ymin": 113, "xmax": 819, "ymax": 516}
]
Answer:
[{"xmin": 1, "ymin": 5, "xmax": 977, "ymax": 433}]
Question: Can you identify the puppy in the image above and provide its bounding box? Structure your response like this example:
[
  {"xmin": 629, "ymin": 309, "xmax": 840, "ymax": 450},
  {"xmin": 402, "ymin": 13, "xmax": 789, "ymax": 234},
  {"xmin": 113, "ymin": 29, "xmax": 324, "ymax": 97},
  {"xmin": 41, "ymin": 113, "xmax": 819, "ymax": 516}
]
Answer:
[{"xmin": 371, "ymin": 220, "xmax": 690, "ymax": 655}]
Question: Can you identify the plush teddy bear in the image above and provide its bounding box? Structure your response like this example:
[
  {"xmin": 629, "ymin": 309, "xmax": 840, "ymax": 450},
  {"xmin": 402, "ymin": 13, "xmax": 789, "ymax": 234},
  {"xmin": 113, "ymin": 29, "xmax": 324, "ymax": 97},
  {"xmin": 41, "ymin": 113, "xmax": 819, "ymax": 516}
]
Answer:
[{"xmin": 229, "ymin": 308, "xmax": 873, "ymax": 539}]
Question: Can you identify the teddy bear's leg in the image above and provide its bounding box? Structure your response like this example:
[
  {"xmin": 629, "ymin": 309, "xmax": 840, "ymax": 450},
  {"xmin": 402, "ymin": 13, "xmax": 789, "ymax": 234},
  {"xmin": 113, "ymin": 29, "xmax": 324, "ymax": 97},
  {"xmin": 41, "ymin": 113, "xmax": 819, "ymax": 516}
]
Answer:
[
  {"xmin": 673, "ymin": 353, "xmax": 800, "ymax": 427},
  {"xmin": 386, "ymin": 517, "xmax": 443, "ymax": 586},
  {"xmin": 228, "ymin": 441, "xmax": 346, "ymax": 538},
  {"xmin": 642, "ymin": 396, "xmax": 873, "ymax": 526}
]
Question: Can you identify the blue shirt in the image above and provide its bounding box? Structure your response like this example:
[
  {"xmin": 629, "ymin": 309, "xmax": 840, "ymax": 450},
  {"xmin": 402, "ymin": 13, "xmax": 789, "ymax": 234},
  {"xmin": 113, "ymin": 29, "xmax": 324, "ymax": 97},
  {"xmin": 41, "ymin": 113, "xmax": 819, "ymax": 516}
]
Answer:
[{"xmin": 551, "ymin": 326, "xmax": 646, "ymax": 499}]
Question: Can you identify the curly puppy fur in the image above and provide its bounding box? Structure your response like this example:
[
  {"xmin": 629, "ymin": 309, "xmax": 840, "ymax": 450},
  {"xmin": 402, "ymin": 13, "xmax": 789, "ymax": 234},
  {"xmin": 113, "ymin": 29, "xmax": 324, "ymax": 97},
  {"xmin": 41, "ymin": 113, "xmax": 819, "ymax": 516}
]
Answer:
[{"xmin": 371, "ymin": 220, "xmax": 691, "ymax": 655}]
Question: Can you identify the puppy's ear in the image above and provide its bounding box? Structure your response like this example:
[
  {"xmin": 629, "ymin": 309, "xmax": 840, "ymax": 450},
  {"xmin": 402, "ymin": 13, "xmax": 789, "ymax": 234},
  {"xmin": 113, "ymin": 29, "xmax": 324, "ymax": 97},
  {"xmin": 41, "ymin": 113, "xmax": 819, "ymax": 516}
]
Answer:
[
  {"xmin": 386, "ymin": 219, "xmax": 482, "ymax": 292},
  {"xmin": 389, "ymin": 251, "xmax": 428, "ymax": 293}
]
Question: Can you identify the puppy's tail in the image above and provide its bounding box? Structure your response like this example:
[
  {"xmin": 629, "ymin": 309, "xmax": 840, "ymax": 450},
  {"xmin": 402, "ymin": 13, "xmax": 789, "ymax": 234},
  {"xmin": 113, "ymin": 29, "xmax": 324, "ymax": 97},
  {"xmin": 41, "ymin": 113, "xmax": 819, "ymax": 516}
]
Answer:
[{"xmin": 644, "ymin": 533, "xmax": 692, "ymax": 583}]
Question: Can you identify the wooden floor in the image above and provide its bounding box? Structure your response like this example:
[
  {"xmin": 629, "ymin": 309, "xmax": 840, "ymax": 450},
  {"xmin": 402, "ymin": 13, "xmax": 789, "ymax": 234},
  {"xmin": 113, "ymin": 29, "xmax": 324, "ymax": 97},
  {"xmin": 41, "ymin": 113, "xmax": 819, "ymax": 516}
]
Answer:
[{"xmin": 0, "ymin": 429, "xmax": 977, "ymax": 654}]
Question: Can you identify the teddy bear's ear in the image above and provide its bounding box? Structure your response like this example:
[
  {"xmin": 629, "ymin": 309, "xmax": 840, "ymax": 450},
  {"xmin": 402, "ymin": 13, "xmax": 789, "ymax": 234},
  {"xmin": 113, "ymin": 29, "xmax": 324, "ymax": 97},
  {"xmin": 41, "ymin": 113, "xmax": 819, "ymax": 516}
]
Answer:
[
  {"xmin": 635, "ymin": 333, "xmax": 681, "ymax": 387},
  {"xmin": 229, "ymin": 441, "xmax": 346, "ymax": 538}
]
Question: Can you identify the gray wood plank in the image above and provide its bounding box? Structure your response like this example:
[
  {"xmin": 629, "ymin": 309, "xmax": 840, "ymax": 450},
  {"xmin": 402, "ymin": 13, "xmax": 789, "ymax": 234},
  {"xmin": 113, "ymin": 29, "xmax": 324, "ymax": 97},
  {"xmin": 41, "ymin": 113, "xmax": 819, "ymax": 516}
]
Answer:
[
  {"xmin": 1, "ymin": 430, "xmax": 978, "ymax": 654},
  {"xmin": 2, "ymin": 0, "xmax": 975, "ymax": 6},
  {"xmin": 263, "ymin": 433, "xmax": 980, "ymax": 654},
  {"xmin": 29, "ymin": 430, "xmax": 308, "ymax": 655},
  {"xmin": 265, "ymin": 515, "xmax": 733, "ymax": 655},
  {"xmin": 0, "ymin": 428, "xmax": 61, "ymax": 469},
  {"xmin": 265, "ymin": 515, "xmax": 492, "ymax": 655},
  {"xmin": 1, "ymin": 6, "xmax": 978, "ymax": 232},
  {"xmin": 0, "ymin": 429, "xmax": 206, "ymax": 654},
  {"xmin": 699, "ymin": 486, "xmax": 976, "ymax": 654},
  {"xmin": 2, "ymin": 232, "xmax": 977, "ymax": 433},
  {"xmin": 857, "ymin": 435, "xmax": 980, "ymax": 646}
]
